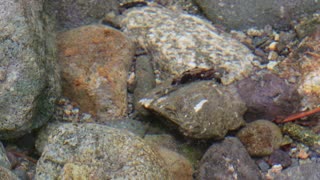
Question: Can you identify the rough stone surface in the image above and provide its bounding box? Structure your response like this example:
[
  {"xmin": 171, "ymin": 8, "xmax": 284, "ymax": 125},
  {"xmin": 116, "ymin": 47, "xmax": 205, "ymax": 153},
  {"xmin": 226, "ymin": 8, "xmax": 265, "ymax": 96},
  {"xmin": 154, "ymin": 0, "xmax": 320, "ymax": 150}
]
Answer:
[
  {"xmin": 35, "ymin": 123, "xmax": 171, "ymax": 179},
  {"xmin": 0, "ymin": 143, "xmax": 10, "ymax": 169},
  {"xmin": 195, "ymin": 0, "xmax": 320, "ymax": 30},
  {"xmin": 157, "ymin": 147, "xmax": 193, "ymax": 180},
  {"xmin": 274, "ymin": 24, "xmax": 320, "ymax": 111},
  {"xmin": 144, "ymin": 134, "xmax": 180, "ymax": 152},
  {"xmin": 236, "ymin": 72, "xmax": 301, "ymax": 122},
  {"xmin": 0, "ymin": 166, "xmax": 19, "ymax": 180},
  {"xmin": 139, "ymin": 81, "xmax": 246, "ymax": 139},
  {"xmin": 103, "ymin": 118, "xmax": 148, "ymax": 137},
  {"xmin": 45, "ymin": 0, "xmax": 120, "ymax": 30},
  {"xmin": 198, "ymin": 137, "xmax": 262, "ymax": 180},
  {"xmin": 274, "ymin": 162, "xmax": 320, "ymax": 180},
  {"xmin": 294, "ymin": 13, "xmax": 320, "ymax": 39},
  {"xmin": 268, "ymin": 149, "xmax": 292, "ymax": 168},
  {"xmin": 237, "ymin": 120, "xmax": 283, "ymax": 157},
  {"xmin": 0, "ymin": 0, "xmax": 61, "ymax": 139},
  {"xmin": 121, "ymin": 6, "xmax": 257, "ymax": 85},
  {"xmin": 133, "ymin": 54, "xmax": 156, "ymax": 114},
  {"xmin": 57, "ymin": 25, "xmax": 135, "ymax": 122}
]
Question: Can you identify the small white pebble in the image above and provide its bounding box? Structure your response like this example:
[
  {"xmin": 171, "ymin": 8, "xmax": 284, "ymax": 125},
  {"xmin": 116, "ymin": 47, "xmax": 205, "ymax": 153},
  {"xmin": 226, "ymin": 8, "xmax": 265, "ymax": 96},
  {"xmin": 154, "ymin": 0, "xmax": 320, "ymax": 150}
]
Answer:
[
  {"xmin": 274, "ymin": 33, "xmax": 280, "ymax": 41},
  {"xmin": 267, "ymin": 61, "xmax": 279, "ymax": 70},
  {"xmin": 269, "ymin": 42, "xmax": 278, "ymax": 51}
]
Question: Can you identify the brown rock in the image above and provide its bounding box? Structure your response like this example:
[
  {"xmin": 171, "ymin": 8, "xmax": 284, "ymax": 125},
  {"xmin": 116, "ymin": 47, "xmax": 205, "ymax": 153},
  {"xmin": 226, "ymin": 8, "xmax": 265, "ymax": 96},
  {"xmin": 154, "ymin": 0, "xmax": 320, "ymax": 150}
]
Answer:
[
  {"xmin": 237, "ymin": 120, "xmax": 283, "ymax": 157},
  {"xmin": 57, "ymin": 25, "xmax": 135, "ymax": 121},
  {"xmin": 157, "ymin": 147, "xmax": 193, "ymax": 180},
  {"xmin": 236, "ymin": 72, "xmax": 301, "ymax": 122}
]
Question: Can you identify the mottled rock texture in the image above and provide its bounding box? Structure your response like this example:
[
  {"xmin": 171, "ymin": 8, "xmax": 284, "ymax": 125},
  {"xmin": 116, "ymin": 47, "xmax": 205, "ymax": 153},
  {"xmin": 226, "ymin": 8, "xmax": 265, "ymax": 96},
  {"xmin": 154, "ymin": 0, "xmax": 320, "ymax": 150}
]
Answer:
[
  {"xmin": 57, "ymin": 25, "xmax": 135, "ymax": 121},
  {"xmin": 195, "ymin": 0, "xmax": 320, "ymax": 30},
  {"xmin": 121, "ymin": 6, "xmax": 257, "ymax": 85},
  {"xmin": 198, "ymin": 137, "xmax": 262, "ymax": 180},
  {"xmin": 278, "ymin": 26, "xmax": 320, "ymax": 110},
  {"xmin": 35, "ymin": 123, "xmax": 171, "ymax": 179},
  {"xmin": 0, "ymin": 143, "xmax": 11, "ymax": 169},
  {"xmin": 275, "ymin": 162, "xmax": 320, "ymax": 180},
  {"xmin": 45, "ymin": 0, "xmax": 120, "ymax": 30},
  {"xmin": 0, "ymin": 166, "xmax": 19, "ymax": 180},
  {"xmin": 157, "ymin": 147, "xmax": 193, "ymax": 180},
  {"xmin": 0, "ymin": 0, "xmax": 60, "ymax": 139},
  {"xmin": 237, "ymin": 120, "xmax": 283, "ymax": 156},
  {"xmin": 140, "ymin": 81, "xmax": 246, "ymax": 139}
]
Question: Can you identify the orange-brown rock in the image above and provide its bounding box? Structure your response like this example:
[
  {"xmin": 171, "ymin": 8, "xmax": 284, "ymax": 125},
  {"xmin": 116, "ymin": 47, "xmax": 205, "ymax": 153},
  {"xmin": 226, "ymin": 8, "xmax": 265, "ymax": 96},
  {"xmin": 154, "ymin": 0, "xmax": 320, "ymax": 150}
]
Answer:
[{"xmin": 57, "ymin": 25, "xmax": 135, "ymax": 121}]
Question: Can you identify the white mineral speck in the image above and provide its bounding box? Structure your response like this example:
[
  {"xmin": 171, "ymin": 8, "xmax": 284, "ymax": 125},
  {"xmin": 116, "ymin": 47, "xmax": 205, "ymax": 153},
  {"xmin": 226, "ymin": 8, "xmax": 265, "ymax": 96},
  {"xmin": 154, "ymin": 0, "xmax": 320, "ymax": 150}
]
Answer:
[{"xmin": 194, "ymin": 99, "xmax": 208, "ymax": 112}]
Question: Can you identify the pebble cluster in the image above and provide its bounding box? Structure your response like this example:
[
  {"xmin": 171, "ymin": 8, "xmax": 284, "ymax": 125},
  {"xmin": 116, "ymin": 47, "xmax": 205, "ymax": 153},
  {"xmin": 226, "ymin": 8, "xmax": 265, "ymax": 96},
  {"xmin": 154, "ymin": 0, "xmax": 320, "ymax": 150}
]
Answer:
[
  {"xmin": 54, "ymin": 97, "xmax": 95, "ymax": 123},
  {"xmin": 231, "ymin": 26, "xmax": 299, "ymax": 69}
]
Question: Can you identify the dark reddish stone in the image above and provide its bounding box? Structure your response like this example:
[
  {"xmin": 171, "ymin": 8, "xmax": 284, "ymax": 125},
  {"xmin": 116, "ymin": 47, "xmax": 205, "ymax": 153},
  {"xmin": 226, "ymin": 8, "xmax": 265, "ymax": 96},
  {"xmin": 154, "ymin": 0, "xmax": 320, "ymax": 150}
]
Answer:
[
  {"xmin": 236, "ymin": 73, "xmax": 301, "ymax": 122},
  {"xmin": 268, "ymin": 149, "xmax": 292, "ymax": 168}
]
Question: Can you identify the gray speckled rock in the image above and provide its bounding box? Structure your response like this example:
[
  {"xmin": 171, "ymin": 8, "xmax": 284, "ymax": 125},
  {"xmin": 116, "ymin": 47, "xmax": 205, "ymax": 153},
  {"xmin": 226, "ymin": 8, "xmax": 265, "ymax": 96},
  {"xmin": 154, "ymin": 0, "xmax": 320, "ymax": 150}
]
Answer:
[
  {"xmin": 35, "ymin": 123, "xmax": 171, "ymax": 179},
  {"xmin": 198, "ymin": 137, "xmax": 262, "ymax": 180},
  {"xmin": 121, "ymin": 6, "xmax": 257, "ymax": 85},
  {"xmin": 237, "ymin": 120, "xmax": 283, "ymax": 157},
  {"xmin": 45, "ymin": 0, "xmax": 120, "ymax": 30},
  {"xmin": 0, "ymin": 143, "xmax": 10, "ymax": 169},
  {"xmin": 139, "ymin": 81, "xmax": 246, "ymax": 139},
  {"xmin": 274, "ymin": 162, "xmax": 320, "ymax": 180},
  {"xmin": 0, "ymin": 166, "xmax": 19, "ymax": 180},
  {"xmin": 0, "ymin": 0, "xmax": 60, "ymax": 139},
  {"xmin": 195, "ymin": 0, "xmax": 320, "ymax": 30}
]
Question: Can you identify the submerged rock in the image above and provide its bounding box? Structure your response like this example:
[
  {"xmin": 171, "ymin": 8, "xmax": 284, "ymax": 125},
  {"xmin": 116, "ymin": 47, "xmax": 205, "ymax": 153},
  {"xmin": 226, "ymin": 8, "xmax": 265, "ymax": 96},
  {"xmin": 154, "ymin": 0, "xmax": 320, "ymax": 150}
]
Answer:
[
  {"xmin": 0, "ymin": 142, "xmax": 10, "ymax": 169},
  {"xmin": 0, "ymin": 0, "xmax": 60, "ymax": 139},
  {"xmin": 45, "ymin": 0, "xmax": 120, "ymax": 30},
  {"xmin": 236, "ymin": 72, "xmax": 301, "ymax": 122},
  {"xmin": 35, "ymin": 123, "xmax": 171, "ymax": 179},
  {"xmin": 121, "ymin": 6, "xmax": 257, "ymax": 85},
  {"xmin": 282, "ymin": 123, "xmax": 320, "ymax": 152},
  {"xmin": 274, "ymin": 162, "xmax": 320, "ymax": 180},
  {"xmin": 268, "ymin": 149, "xmax": 292, "ymax": 168},
  {"xmin": 139, "ymin": 81, "xmax": 246, "ymax": 139},
  {"xmin": 57, "ymin": 25, "xmax": 135, "ymax": 122},
  {"xmin": 195, "ymin": 0, "xmax": 320, "ymax": 30},
  {"xmin": 0, "ymin": 166, "xmax": 19, "ymax": 180},
  {"xmin": 276, "ymin": 25, "xmax": 320, "ymax": 110},
  {"xmin": 157, "ymin": 147, "xmax": 193, "ymax": 180},
  {"xmin": 237, "ymin": 120, "xmax": 283, "ymax": 157},
  {"xmin": 198, "ymin": 137, "xmax": 262, "ymax": 180}
]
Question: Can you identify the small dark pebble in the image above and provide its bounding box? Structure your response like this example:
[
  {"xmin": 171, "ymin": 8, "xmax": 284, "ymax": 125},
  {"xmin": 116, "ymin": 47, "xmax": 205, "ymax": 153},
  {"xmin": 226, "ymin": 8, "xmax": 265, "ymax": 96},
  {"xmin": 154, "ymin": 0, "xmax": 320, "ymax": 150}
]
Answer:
[
  {"xmin": 268, "ymin": 149, "xmax": 292, "ymax": 168},
  {"xmin": 254, "ymin": 48, "xmax": 267, "ymax": 58}
]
